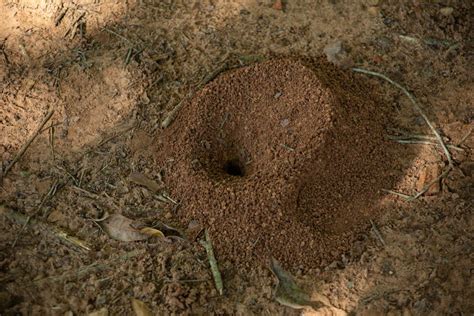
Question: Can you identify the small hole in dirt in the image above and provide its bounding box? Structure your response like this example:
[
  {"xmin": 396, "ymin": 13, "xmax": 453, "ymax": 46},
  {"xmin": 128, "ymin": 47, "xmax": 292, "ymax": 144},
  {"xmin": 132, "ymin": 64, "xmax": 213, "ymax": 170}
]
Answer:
[{"xmin": 223, "ymin": 159, "xmax": 245, "ymax": 177}]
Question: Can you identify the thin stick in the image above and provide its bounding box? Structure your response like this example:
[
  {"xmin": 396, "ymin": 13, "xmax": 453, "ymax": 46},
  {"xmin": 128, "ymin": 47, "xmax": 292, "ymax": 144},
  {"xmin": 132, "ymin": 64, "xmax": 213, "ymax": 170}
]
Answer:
[
  {"xmin": 383, "ymin": 189, "xmax": 412, "ymax": 200},
  {"xmin": 353, "ymin": 68, "xmax": 453, "ymax": 200},
  {"xmin": 161, "ymin": 98, "xmax": 186, "ymax": 129},
  {"xmin": 352, "ymin": 68, "xmax": 452, "ymax": 168},
  {"xmin": 103, "ymin": 28, "xmax": 132, "ymax": 44},
  {"xmin": 11, "ymin": 179, "xmax": 61, "ymax": 247},
  {"xmin": 2, "ymin": 110, "xmax": 54, "ymax": 179},
  {"xmin": 392, "ymin": 139, "xmax": 464, "ymax": 152},
  {"xmin": 408, "ymin": 167, "xmax": 450, "ymax": 201},
  {"xmin": 2, "ymin": 204, "xmax": 90, "ymax": 251},
  {"xmin": 457, "ymin": 127, "xmax": 472, "ymax": 146},
  {"xmin": 370, "ymin": 220, "xmax": 386, "ymax": 246},
  {"xmin": 200, "ymin": 230, "xmax": 224, "ymax": 295}
]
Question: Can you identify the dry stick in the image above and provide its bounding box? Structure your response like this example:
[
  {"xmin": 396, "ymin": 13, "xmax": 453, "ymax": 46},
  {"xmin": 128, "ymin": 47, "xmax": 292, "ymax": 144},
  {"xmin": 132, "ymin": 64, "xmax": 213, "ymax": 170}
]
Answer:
[
  {"xmin": 457, "ymin": 127, "xmax": 473, "ymax": 146},
  {"xmin": 370, "ymin": 219, "xmax": 386, "ymax": 246},
  {"xmin": 352, "ymin": 68, "xmax": 453, "ymax": 201},
  {"xmin": 11, "ymin": 179, "xmax": 61, "ymax": 248},
  {"xmin": 392, "ymin": 139, "xmax": 464, "ymax": 152},
  {"xmin": 2, "ymin": 204, "xmax": 91, "ymax": 251},
  {"xmin": 200, "ymin": 230, "xmax": 224, "ymax": 295},
  {"xmin": 2, "ymin": 110, "xmax": 55, "ymax": 180},
  {"xmin": 161, "ymin": 59, "xmax": 231, "ymax": 129}
]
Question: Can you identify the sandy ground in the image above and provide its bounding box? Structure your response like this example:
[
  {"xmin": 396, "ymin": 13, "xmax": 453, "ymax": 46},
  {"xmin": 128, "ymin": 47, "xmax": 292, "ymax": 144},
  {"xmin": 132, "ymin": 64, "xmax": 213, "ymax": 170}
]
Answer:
[{"xmin": 0, "ymin": 0, "xmax": 472, "ymax": 314}]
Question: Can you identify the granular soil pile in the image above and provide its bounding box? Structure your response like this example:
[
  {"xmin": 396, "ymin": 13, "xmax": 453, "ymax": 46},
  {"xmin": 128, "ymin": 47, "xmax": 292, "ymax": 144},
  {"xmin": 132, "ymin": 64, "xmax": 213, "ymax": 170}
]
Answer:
[{"xmin": 157, "ymin": 58, "xmax": 398, "ymax": 270}]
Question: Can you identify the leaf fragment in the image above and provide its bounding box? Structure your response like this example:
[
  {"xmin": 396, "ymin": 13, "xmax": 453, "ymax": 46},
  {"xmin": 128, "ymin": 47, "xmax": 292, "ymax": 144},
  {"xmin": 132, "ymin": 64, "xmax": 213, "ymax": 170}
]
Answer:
[
  {"xmin": 88, "ymin": 307, "xmax": 108, "ymax": 316},
  {"xmin": 270, "ymin": 258, "xmax": 325, "ymax": 310},
  {"xmin": 131, "ymin": 298, "xmax": 153, "ymax": 316},
  {"xmin": 128, "ymin": 172, "xmax": 163, "ymax": 193}
]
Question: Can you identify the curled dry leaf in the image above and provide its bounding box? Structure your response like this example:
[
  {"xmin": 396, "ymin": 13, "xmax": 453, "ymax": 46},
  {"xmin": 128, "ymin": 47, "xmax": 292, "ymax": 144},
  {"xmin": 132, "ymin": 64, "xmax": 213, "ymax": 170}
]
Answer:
[
  {"xmin": 270, "ymin": 258, "xmax": 325, "ymax": 310},
  {"xmin": 100, "ymin": 214, "xmax": 149, "ymax": 242},
  {"xmin": 131, "ymin": 298, "xmax": 153, "ymax": 316},
  {"xmin": 140, "ymin": 227, "xmax": 165, "ymax": 238}
]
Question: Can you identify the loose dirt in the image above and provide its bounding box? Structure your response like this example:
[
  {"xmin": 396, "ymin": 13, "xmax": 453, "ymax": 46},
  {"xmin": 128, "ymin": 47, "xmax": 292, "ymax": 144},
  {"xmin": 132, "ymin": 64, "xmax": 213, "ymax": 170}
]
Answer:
[{"xmin": 159, "ymin": 57, "xmax": 398, "ymax": 270}]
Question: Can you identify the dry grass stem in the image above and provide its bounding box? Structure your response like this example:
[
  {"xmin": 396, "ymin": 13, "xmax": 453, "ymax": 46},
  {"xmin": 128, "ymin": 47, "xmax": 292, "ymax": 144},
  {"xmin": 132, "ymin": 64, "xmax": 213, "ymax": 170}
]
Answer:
[
  {"xmin": 2, "ymin": 110, "xmax": 55, "ymax": 180},
  {"xmin": 353, "ymin": 68, "xmax": 454, "ymax": 200}
]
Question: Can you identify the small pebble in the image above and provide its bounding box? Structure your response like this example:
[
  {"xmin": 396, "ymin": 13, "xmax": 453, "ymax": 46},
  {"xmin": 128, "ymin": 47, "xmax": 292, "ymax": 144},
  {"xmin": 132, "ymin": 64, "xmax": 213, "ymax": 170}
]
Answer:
[{"xmin": 280, "ymin": 118, "xmax": 290, "ymax": 127}]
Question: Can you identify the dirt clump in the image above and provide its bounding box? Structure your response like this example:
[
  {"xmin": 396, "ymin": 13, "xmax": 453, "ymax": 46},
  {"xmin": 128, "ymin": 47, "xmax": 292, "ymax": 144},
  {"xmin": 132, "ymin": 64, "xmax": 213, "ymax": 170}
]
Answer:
[{"xmin": 157, "ymin": 58, "xmax": 398, "ymax": 270}]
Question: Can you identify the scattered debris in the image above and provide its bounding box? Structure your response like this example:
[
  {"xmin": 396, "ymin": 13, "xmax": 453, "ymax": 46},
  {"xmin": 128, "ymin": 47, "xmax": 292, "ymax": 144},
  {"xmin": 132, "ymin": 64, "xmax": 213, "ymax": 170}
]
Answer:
[
  {"xmin": 270, "ymin": 258, "xmax": 326, "ymax": 310},
  {"xmin": 131, "ymin": 298, "xmax": 153, "ymax": 316},
  {"xmin": 200, "ymin": 230, "xmax": 224, "ymax": 296}
]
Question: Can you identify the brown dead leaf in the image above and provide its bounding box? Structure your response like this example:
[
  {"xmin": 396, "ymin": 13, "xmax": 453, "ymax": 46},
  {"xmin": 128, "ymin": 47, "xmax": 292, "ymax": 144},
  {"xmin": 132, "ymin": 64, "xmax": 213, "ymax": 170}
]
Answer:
[
  {"xmin": 128, "ymin": 172, "xmax": 163, "ymax": 193},
  {"xmin": 131, "ymin": 298, "xmax": 153, "ymax": 316},
  {"xmin": 100, "ymin": 214, "xmax": 149, "ymax": 242}
]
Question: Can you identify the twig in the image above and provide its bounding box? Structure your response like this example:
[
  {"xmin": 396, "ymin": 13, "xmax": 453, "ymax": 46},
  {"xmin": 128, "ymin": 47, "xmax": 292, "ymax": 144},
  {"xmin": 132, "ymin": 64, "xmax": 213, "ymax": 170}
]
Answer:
[
  {"xmin": 457, "ymin": 127, "xmax": 473, "ymax": 146},
  {"xmin": 11, "ymin": 179, "xmax": 61, "ymax": 247},
  {"xmin": 370, "ymin": 220, "xmax": 386, "ymax": 246},
  {"xmin": 382, "ymin": 189, "xmax": 412, "ymax": 200},
  {"xmin": 353, "ymin": 68, "xmax": 453, "ymax": 200},
  {"xmin": 391, "ymin": 139, "xmax": 464, "ymax": 152},
  {"xmin": 161, "ymin": 58, "xmax": 231, "ymax": 129},
  {"xmin": 34, "ymin": 250, "xmax": 142, "ymax": 284},
  {"xmin": 2, "ymin": 110, "xmax": 54, "ymax": 180},
  {"xmin": 200, "ymin": 230, "xmax": 224, "ymax": 295},
  {"xmin": 2, "ymin": 204, "xmax": 90, "ymax": 251},
  {"xmin": 103, "ymin": 28, "xmax": 132, "ymax": 44},
  {"xmin": 161, "ymin": 98, "xmax": 186, "ymax": 129}
]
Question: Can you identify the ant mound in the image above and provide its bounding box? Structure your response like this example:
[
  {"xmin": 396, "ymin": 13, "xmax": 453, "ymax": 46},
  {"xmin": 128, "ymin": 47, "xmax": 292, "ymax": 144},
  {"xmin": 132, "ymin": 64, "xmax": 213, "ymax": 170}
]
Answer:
[{"xmin": 159, "ymin": 58, "xmax": 397, "ymax": 270}]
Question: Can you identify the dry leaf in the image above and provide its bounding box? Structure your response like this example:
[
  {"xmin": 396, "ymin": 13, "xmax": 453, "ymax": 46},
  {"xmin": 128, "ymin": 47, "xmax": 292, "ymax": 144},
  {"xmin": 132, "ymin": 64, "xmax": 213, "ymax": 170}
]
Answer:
[
  {"xmin": 140, "ymin": 227, "xmax": 165, "ymax": 238},
  {"xmin": 88, "ymin": 307, "xmax": 108, "ymax": 316},
  {"xmin": 131, "ymin": 298, "xmax": 153, "ymax": 316},
  {"xmin": 270, "ymin": 258, "xmax": 325, "ymax": 310},
  {"xmin": 100, "ymin": 214, "xmax": 149, "ymax": 242},
  {"xmin": 128, "ymin": 172, "xmax": 163, "ymax": 193}
]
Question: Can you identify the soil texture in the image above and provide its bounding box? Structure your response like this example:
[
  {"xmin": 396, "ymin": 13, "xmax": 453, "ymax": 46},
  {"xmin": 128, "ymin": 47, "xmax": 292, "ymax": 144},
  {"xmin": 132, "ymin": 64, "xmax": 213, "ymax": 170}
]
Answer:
[
  {"xmin": 0, "ymin": 0, "xmax": 472, "ymax": 314},
  {"xmin": 160, "ymin": 57, "xmax": 398, "ymax": 270}
]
